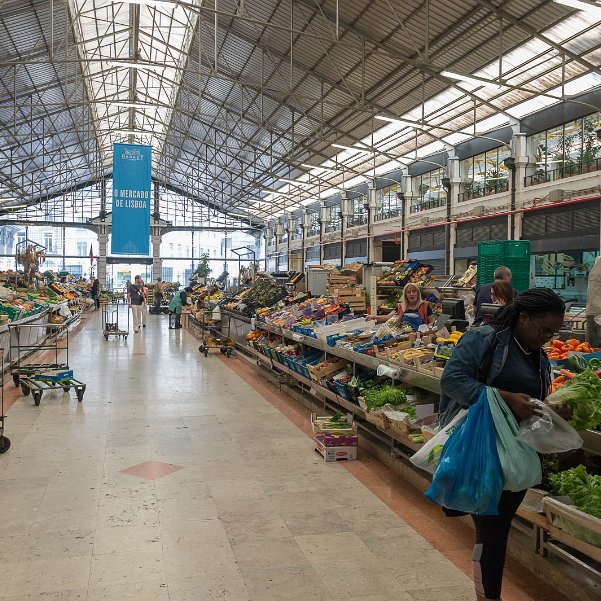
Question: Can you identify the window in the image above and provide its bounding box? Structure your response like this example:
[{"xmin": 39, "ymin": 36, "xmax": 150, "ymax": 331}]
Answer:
[
  {"xmin": 349, "ymin": 195, "xmax": 367, "ymax": 227},
  {"xmin": 460, "ymin": 148, "xmax": 510, "ymax": 201},
  {"xmin": 77, "ymin": 241, "xmax": 88, "ymax": 256},
  {"xmin": 412, "ymin": 167, "xmax": 448, "ymax": 211},
  {"xmin": 526, "ymin": 112, "xmax": 601, "ymax": 186},
  {"xmin": 17, "ymin": 232, "xmax": 26, "ymax": 246},
  {"xmin": 326, "ymin": 205, "xmax": 341, "ymax": 232},
  {"xmin": 43, "ymin": 231, "xmax": 56, "ymax": 253},
  {"xmin": 376, "ymin": 184, "xmax": 402, "ymax": 221},
  {"xmin": 308, "ymin": 211, "xmax": 320, "ymax": 236}
]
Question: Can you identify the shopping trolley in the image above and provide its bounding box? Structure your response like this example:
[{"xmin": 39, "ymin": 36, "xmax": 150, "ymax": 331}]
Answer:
[{"xmin": 102, "ymin": 301, "xmax": 129, "ymax": 341}]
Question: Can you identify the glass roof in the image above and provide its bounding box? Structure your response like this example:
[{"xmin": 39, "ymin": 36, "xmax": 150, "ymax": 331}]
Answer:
[{"xmin": 69, "ymin": 0, "xmax": 200, "ymax": 168}]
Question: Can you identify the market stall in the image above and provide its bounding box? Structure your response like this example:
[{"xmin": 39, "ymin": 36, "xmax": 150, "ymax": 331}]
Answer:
[{"xmin": 236, "ymin": 303, "xmax": 601, "ymax": 577}]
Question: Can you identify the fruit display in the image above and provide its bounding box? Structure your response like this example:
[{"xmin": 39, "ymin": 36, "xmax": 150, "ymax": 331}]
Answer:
[
  {"xmin": 455, "ymin": 264, "xmax": 478, "ymax": 288},
  {"xmin": 377, "ymin": 260, "xmax": 435, "ymax": 288}
]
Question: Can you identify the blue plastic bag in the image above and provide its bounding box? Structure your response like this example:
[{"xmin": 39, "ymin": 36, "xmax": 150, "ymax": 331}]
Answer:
[{"xmin": 425, "ymin": 387, "xmax": 504, "ymax": 516}]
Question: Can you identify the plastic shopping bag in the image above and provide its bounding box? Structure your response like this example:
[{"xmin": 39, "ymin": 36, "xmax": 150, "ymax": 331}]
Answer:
[
  {"xmin": 487, "ymin": 388, "xmax": 542, "ymax": 492},
  {"xmin": 516, "ymin": 400, "xmax": 583, "ymax": 454},
  {"xmin": 410, "ymin": 409, "xmax": 467, "ymax": 474},
  {"xmin": 425, "ymin": 388, "xmax": 504, "ymax": 516}
]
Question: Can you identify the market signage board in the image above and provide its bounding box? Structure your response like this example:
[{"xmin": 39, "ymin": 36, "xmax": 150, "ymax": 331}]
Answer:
[{"xmin": 111, "ymin": 143, "xmax": 151, "ymax": 255}]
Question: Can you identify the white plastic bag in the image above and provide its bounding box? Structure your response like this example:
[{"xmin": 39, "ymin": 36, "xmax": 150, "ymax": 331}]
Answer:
[
  {"xmin": 516, "ymin": 400, "xmax": 583, "ymax": 454},
  {"xmin": 409, "ymin": 409, "xmax": 467, "ymax": 474}
]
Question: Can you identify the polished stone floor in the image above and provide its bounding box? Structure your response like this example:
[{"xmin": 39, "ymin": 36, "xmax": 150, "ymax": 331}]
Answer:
[{"xmin": 0, "ymin": 309, "xmax": 529, "ymax": 600}]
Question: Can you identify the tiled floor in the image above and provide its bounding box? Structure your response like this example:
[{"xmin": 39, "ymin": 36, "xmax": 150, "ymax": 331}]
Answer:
[{"xmin": 0, "ymin": 310, "xmax": 562, "ymax": 601}]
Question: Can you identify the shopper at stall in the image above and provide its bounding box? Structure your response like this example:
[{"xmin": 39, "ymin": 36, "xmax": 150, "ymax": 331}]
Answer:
[
  {"xmin": 479, "ymin": 280, "xmax": 515, "ymax": 325},
  {"xmin": 137, "ymin": 276, "xmax": 148, "ymax": 328},
  {"xmin": 154, "ymin": 277, "xmax": 164, "ymax": 314},
  {"xmin": 90, "ymin": 276, "xmax": 100, "ymax": 310},
  {"xmin": 373, "ymin": 282, "xmax": 434, "ymax": 329},
  {"xmin": 128, "ymin": 276, "xmax": 145, "ymax": 333},
  {"xmin": 168, "ymin": 286, "xmax": 193, "ymax": 329},
  {"xmin": 473, "ymin": 266, "xmax": 515, "ymax": 326},
  {"xmin": 439, "ymin": 288, "xmax": 565, "ymax": 601}
]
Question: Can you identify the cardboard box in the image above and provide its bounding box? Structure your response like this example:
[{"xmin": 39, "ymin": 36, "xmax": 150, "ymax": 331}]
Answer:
[
  {"xmin": 34, "ymin": 369, "xmax": 73, "ymax": 382},
  {"xmin": 314, "ymin": 438, "xmax": 358, "ymax": 461}
]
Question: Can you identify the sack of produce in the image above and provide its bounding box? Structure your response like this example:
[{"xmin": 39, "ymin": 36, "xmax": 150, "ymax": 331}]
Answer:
[
  {"xmin": 516, "ymin": 400, "xmax": 583, "ymax": 454},
  {"xmin": 425, "ymin": 388, "xmax": 503, "ymax": 515},
  {"xmin": 488, "ymin": 388, "xmax": 542, "ymax": 492}
]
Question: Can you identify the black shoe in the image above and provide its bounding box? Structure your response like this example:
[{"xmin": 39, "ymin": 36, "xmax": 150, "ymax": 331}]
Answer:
[
  {"xmin": 143, "ymin": 324, "xmax": 146, "ymax": 327},
  {"xmin": 175, "ymin": 324, "xmax": 182, "ymax": 329}
]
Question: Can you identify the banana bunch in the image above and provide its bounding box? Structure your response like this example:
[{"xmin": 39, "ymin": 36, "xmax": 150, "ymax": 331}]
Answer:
[
  {"xmin": 436, "ymin": 331, "xmax": 463, "ymax": 345},
  {"xmin": 390, "ymin": 348, "xmax": 432, "ymax": 362}
]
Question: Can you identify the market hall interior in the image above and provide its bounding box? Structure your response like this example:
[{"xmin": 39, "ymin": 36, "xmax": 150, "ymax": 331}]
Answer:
[{"xmin": 0, "ymin": 312, "xmax": 570, "ymax": 601}]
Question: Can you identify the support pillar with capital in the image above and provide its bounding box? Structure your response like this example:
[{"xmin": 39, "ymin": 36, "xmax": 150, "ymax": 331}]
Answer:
[
  {"xmin": 151, "ymin": 228, "xmax": 163, "ymax": 282},
  {"xmin": 97, "ymin": 230, "xmax": 108, "ymax": 288}
]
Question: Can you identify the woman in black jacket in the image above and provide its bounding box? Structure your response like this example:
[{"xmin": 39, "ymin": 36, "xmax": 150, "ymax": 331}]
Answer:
[{"xmin": 440, "ymin": 288, "xmax": 565, "ymax": 601}]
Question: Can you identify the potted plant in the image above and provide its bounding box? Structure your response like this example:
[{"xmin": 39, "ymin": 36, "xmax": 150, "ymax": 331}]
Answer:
[{"xmin": 192, "ymin": 253, "xmax": 212, "ymax": 285}]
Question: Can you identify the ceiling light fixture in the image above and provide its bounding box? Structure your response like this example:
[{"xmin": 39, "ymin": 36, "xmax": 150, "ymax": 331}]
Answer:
[
  {"xmin": 301, "ymin": 163, "xmax": 339, "ymax": 172},
  {"xmin": 554, "ymin": 0, "xmax": 601, "ymax": 14},
  {"xmin": 277, "ymin": 178, "xmax": 310, "ymax": 186},
  {"xmin": 331, "ymin": 143, "xmax": 373, "ymax": 154},
  {"xmin": 2, "ymin": 204, "xmax": 28, "ymax": 210},
  {"xmin": 440, "ymin": 70, "xmax": 503, "ymax": 89},
  {"xmin": 0, "ymin": 197, "xmax": 18, "ymax": 204},
  {"xmin": 113, "ymin": 101, "xmax": 161, "ymax": 109},
  {"xmin": 106, "ymin": 60, "xmax": 167, "ymax": 73},
  {"xmin": 373, "ymin": 116, "xmax": 427, "ymax": 129}
]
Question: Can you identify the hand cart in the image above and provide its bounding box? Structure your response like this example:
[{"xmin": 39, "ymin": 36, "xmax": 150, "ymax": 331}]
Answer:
[
  {"xmin": 197, "ymin": 310, "xmax": 233, "ymax": 358},
  {"xmin": 101, "ymin": 301, "xmax": 129, "ymax": 341},
  {"xmin": 8, "ymin": 322, "xmax": 86, "ymax": 406},
  {"xmin": 19, "ymin": 373, "xmax": 86, "ymax": 406},
  {"xmin": 9, "ymin": 323, "xmax": 70, "ymax": 387},
  {"xmin": 0, "ymin": 351, "xmax": 11, "ymax": 453}
]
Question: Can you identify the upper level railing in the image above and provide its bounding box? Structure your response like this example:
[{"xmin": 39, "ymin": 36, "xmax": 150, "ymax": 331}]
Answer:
[
  {"xmin": 409, "ymin": 197, "xmax": 446, "ymax": 213},
  {"xmin": 524, "ymin": 158, "xmax": 601, "ymax": 187},
  {"xmin": 459, "ymin": 179, "xmax": 509, "ymax": 202}
]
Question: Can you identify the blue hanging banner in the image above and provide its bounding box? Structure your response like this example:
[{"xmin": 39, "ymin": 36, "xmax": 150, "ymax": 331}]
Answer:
[{"xmin": 111, "ymin": 143, "xmax": 152, "ymax": 255}]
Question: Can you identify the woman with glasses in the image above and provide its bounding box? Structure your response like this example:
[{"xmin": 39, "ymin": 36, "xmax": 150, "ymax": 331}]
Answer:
[{"xmin": 439, "ymin": 288, "xmax": 565, "ymax": 601}]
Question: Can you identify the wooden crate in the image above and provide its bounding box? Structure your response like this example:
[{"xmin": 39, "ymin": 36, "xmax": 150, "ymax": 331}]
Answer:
[
  {"xmin": 365, "ymin": 411, "xmax": 389, "ymax": 430},
  {"xmin": 328, "ymin": 274, "xmax": 357, "ymax": 285},
  {"xmin": 543, "ymin": 497, "xmax": 601, "ymax": 563},
  {"xmin": 307, "ymin": 359, "xmax": 349, "ymax": 382}
]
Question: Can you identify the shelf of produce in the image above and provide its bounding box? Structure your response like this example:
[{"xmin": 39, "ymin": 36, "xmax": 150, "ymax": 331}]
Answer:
[{"xmin": 255, "ymin": 322, "xmax": 441, "ymax": 394}]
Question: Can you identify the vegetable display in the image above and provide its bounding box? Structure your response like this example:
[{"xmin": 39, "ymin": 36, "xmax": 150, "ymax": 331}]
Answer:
[
  {"xmin": 546, "ymin": 368, "xmax": 601, "ymax": 431},
  {"xmin": 547, "ymin": 339, "xmax": 594, "ymax": 361},
  {"xmin": 363, "ymin": 385, "xmax": 413, "ymax": 415},
  {"xmin": 549, "ymin": 465, "xmax": 601, "ymax": 520}
]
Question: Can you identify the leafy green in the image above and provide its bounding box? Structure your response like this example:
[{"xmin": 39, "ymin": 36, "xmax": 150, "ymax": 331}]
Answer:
[
  {"xmin": 363, "ymin": 385, "xmax": 414, "ymax": 415},
  {"xmin": 548, "ymin": 465, "xmax": 601, "ymax": 519},
  {"xmin": 546, "ymin": 368, "xmax": 601, "ymax": 431}
]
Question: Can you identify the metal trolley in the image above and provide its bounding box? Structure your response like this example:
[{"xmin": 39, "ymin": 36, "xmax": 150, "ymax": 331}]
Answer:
[
  {"xmin": 101, "ymin": 301, "xmax": 129, "ymax": 341},
  {"xmin": 8, "ymin": 322, "xmax": 86, "ymax": 406},
  {"xmin": 9, "ymin": 323, "xmax": 70, "ymax": 386},
  {"xmin": 197, "ymin": 310, "xmax": 233, "ymax": 358},
  {"xmin": 0, "ymin": 351, "xmax": 10, "ymax": 453}
]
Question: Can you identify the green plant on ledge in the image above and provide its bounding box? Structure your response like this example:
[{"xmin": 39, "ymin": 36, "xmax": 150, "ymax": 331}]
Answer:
[{"xmin": 192, "ymin": 253, "xmax": 212, "ymax": 282}]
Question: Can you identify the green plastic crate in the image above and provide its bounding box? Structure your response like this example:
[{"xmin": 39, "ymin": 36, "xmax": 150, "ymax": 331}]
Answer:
[
  {"xmin": 504, "ymin": 240, "xmax": 530, "ymax": 259},
  {"xmin": 477, "ymin": 240, "xmax": 532, "ymax": 290}
]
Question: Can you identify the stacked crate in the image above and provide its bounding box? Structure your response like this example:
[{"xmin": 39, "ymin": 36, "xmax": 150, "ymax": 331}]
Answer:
[{"xmin": 327, "ymin": 273, "xmax": 366, "ymax": 312}]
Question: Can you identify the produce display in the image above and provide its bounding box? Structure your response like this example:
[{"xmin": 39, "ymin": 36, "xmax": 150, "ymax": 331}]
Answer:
[
  {"xmin": 377, "ymin": 260, "xmax": 435, "ymax": 288},
  {"xmin": 547, "ymin": 338, "xmax": 595, "ymax": 361},
  {"xmin": 455, "ymin": 264, "xmax": 478, "ymax": 288},
  {"xmin": 546, "ymin": 368, "xmax": 601, "ymax": 431},
  {"xmin": 222, "ymin": 276, "xmax": 287, "ymax": 316}
]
